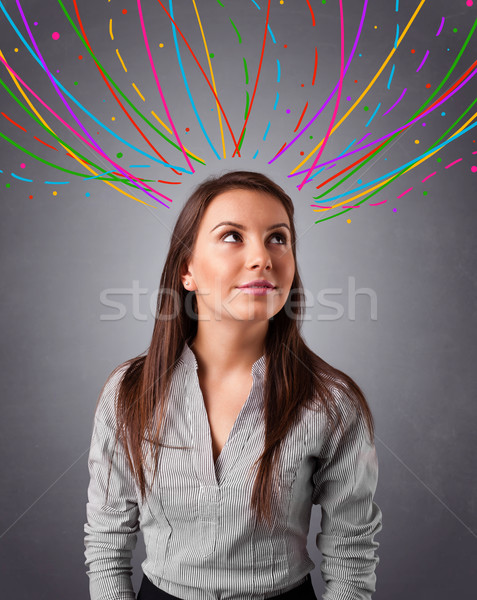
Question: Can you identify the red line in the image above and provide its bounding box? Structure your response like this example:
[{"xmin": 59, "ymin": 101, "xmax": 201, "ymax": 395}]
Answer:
[
  {"xmin": 157, "ymin": 180, "xmax": 182, "ymax": 184},
  {"xmin": 232, "ymin": 0, "xmax": 271, "ymax": 157},
  {"xmin": 312, "ymin": 47, "xmax": 318, "ymax": 86},
  {"xmin": 272, "ymin": 143, "xmax": 287, "ymax": 161},
  {"xmin": 294, "ymin": 102, "xmax": 308, "ymax": 133},
  {"xmin": 1, "ymin": 112, "xmax": 27, "ymax": 132},
  {"xmin": 72, "ymin": 1, "xmax": 181, "ymax": 173},
  {"xmin": 33, "ymin": 136, "xmax": 59, "ymax": 151},
  {"xmin": 306, "ymin": 0, "xmax": 316, "ymax": 26},
  {"xmin": 155, "ymin": 0, "xmax": 240, "ymax": 156}
]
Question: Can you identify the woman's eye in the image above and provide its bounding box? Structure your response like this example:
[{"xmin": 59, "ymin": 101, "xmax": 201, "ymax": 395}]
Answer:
[{"xmin": 221, "ymin": 231, "xmax": 287, "ymax": 244}]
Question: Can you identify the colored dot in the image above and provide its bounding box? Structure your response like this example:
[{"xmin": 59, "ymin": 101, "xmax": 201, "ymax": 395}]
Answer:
[
  {"xmin": 415, "ymin": 139, "xmax": 420, "ymax": 144},
  {"xmin": 286, "ymin": 109, "xmax": 291, "ymax": 114},
  {"xmin": 6, "ymin": 183, "xmax": 10, "ymax": 189},
  {"xmin": 29, "ymin": 195, "xmax": 33, "ymax": 199},
  {"xmin": 422, "ymin": 122, "xmax": 426, "ymax": 126},
  {"xmin": 74, "ymin": 81, "xmax": 78, "ymax": 85},
  {"xmin": 185, "ymin": 127, "xmax": 190, "ymax": 132},
  {"xmin": 466, "ymin": 0, "xmax": 473, "ymax": 6},
  {"xmin": 354, "ymin": 79, "xmax": 358, "ymax": 83},
  {"xmin": 14, "ymin": 48, "xmax": 18, "ymax": 53},
  {"xmin": 112, "ymin": 116, "xmax": 116, "ymax": 121},
  {"xmin": 374, "ymin": 25, "xmax": 378, "ymax": 29},
  {"xmin": 301, "ymin": 84, "xmax": 304, "ymax": 87},
  {"xmin": 34, "ymin": 22, "xmax": 38, "ymax": 26},
  {"xmin": 411, "ymin": 49, "xmax": 416, "ymax": 54},
  {"xmin": 85, "ymin": 192, "xmax": 91, "ymax": 197},
  {"xmin": 300, "ymin": 151, "xmax": 304, "ymax": 156},
  {"xmin": 116, "ymin": 152, "xmax": 123, "ymax": 158},
  {"xmin": 52, "ymin": 32, "xmax": 60, "ymax": 40},
  {"xmin": 359, "ymin": 53, "xmax": 362, "ymax": 57},
  {"xmin": 280, "ymin": 0, "xmax": 284, "ymax": 4},
  {"xmin": 357, "ymin": 179, "xmax": 362, "ymax": 184},
  {"xmin": 426, "ymin": 83, "xmax": 431, "ymax": 88},
  {"xmin": 78, "ymin": 55, "xmax": 83, "ymax": 60},
  {"xmin": 437, "ymin": 157, "xmax": 442, "ymax": 162},
  {"xmin": 309, "ymin": 135, "xmax": 313, "ymax": 139},
  {"xmin": 453, "ymin": 28, "xmax": 458, "ymax": 33},
  {"xmin": 53, "ymin": 191, "xmax": 57, "ymax": 196},
  {"xmin": 122, "ymin": 9, "xmax": 128, "ymax": 15},
  {"xmin": 20, "ymin": 163, "xmax": 25, "ymax": 169},
  {"xmin": 346, "ymin": 218, "xmax": 351, "ymax": 223},
  {"xmin": 423, "ymin": 191, "xmax": 428, "ymax": 196},
  {"xmin": 471, "ymin": 166, "xmax": 477, "ymax": 173},
  {"xmin": 209, "ymin": 53, "xmax": 214, "ymax": 58},
  {"xmin": 56, "ymin": 69, "xmax": 60, "ymax": 73},
  {"xmin": 284, "ymin": 44, "xmax": 288, "ymax": 48},
  {"xmin": 346, "ymin": 96, "xmax": 352, "ymax": 101},
  {"xmin": 159, "ymin": 43, "xmax": 164, "ymax": 48},
  {"xmin": 363, "ymin": 106, "xmax": 369, "ymax": 111},
  {"xmin": 441, "ymin": 112, "xmax": 446, "ymax": 116},
  {"xmin": 322, "ymin": 0, "xmax": 326, "ymax": 4},
  {"xmin": 393, "ymin": 208, "xmax": 398, "ymax": 212}
]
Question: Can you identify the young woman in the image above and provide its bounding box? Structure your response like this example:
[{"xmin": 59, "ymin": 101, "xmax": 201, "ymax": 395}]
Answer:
[{"xmin": 84, "ymin": 171, "xmax": 382, "ymax": 600}]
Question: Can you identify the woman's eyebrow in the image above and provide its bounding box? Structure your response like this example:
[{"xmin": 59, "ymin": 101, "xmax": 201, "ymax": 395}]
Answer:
[{"xmin": 209, "ymin": 221, "xmax": 291, "ymax": 233}]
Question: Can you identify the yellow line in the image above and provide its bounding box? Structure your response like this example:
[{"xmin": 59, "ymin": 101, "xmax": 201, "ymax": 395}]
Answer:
[
  {"xmin": 109, "ymin": 19, "xmax": 114, "ymax": 41},
  {"xmin": 132, "ymin": 82, "xmax": 145, "ymax": 102},
  {"xmin": 312, "ymin": 110, "xmax": 477, "ymax": 212},
  {"xmin": 292, "ymin": 0, "xmax": 427, "ymax": 175},
  {"xmin": 191, "ymin": 0, "xmax": 226, "ymax": 158},
  {"xmin": 150, "ymin": 111, "xmax": 205, "ymax": 163},
  {"xmin": 0, "ymin": 49, "xmax": 155, "ymax": 208},
  {"xmin": 116, "ymin": 48, "xmax": 127, "ymax": 72}
]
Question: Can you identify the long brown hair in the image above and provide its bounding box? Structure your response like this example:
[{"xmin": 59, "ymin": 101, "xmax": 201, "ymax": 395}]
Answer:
[{"xmin": 100, "ymin": 170, "xmax": 375, "ymax": 525}]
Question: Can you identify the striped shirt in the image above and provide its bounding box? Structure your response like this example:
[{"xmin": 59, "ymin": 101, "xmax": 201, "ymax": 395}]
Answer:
[{"xmin": 84, "ymin": 342, "xmax": 382, "ymax": 600}]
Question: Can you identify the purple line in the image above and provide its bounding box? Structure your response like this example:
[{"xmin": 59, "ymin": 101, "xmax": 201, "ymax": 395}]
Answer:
[
  {"xmin": 382, "ymin": 88, "xmax": 407, "ymax": 116},
  {"xmin": 436, "ymin": 17, "xmax": 445, "ymax": 37},
  {"xmin": 358, "ymin": 132, "xmax": 373, "ymax": 144},
  {"xmin": 289, "ymin": 66, "xmax": 477, "ymax": 177},
  {"xmin": 416, "ymin": 50, "xmax": 429, "ymax": 73},
  {"xmin": 268, "ymin": 0, "xmax": 369, "ymax": 164},
  {"xmin": 14, "ymin": 0, "xmax": 171, "ymax": 206}
]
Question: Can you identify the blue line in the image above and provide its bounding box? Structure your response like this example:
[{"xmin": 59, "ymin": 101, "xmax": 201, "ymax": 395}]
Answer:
[
  {"xmin": 314, "ymin": 121, "xmax": 477, "ymax": 202},
  {"xmin": 273, "ymin": 92, "xmax": 279, "ymax": 110},
  {"xmin": 340, "ymin": 139, "xmax": 357, "ymax": 155},
  {"xmin": 395, "ymin": 0, "xmax": 399, "ymax": 12},
  {"xmin": 268, "ymin": 25, "xmax": 276, "ymax": 44},
  {"xmin": 308, "ymin": 166, "xmax": 326, "ymax": 183},
  {"xmin": 84, "ymin": 170, "xmax": 115, "ymax": 180},
  {"xmin": 387, "ymin": 64, "xmax": 396, "ymax": 90},
  {"xmin": 394, "ymin": 24, "xmax": 399, "ymax": 49},
  {"xmin": 11, "ymin": 173, "xmax": 33, "ymax": 182},
  {"xmin": 0, "ymin": 169, "xmax": 4, "ymax": 173},
  {"xmin": 253, "ymin": 150, "xmax": 259, "ymax": 159},
  {"xmin": 44, "ymin": 180, "xmax": 70, "ymax": 184},
  {"xmin": 365, "ymin": 103, "xmax": 381, "ymax": 127},
  {"xmin": 276, "ymin": 59, "xmax": 281, "ymax": 83},
  {"xmin": 309, "ymin": 139, "xmax": 357, "ymax": 190},
  {"xmin": 250, "ymin": 0, "xmax": 261, "ymax": 10},
  {"xmin": 169, "ymin": 1, "xmax": 220, "ymax": 160},
  {"xmin": 129, "ymin": 164, "xmax": 150, "ymax": 168},
  {"xmin": 263, "ymin": 121, "xmax": 271, "ymax": 140},
  {"xmin": 0, "ymin": 1, "xmax": 191, "ymax": 172}
]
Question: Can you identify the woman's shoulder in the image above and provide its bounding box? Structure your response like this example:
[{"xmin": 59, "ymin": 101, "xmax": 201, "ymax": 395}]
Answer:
[{"xmin": 94, "ymin": 362, "xmax": 131, "ymax": 430}]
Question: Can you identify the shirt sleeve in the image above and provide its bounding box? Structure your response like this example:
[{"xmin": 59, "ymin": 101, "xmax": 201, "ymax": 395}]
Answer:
[
  {"xmin": 84, "ymin": 368, "xmax": 140, "ymax": 600},
  {"xmin": 312, "ymin": 401, "xmax": 383, "ymax": 600}
]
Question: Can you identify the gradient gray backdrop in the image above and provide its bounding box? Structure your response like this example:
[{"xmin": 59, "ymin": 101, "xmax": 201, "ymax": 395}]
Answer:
[{"xmin": 1, "ymin": 0, "xmax": 476, "ymax": 598}]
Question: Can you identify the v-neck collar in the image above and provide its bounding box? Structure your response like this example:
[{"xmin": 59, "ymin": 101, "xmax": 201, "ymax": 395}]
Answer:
[{"xmin": 180, "ymin": 341, "xmax": 266, "ymax": 486}]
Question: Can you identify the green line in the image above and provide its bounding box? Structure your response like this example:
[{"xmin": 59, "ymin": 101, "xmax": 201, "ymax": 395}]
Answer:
[
  {"xmin": 238, "ymin": 128, "xmax": 246, "ymax": 152},
  {"xmin": 56, "ymin": 0, "xmax": 205, "ymax": 165},
  {"xmin": 243, "ymin": 57, "xmax": 249, "ymax": 84},
  {"xmin": 313, "ymin": 19, "xmax": 477, "ymax": 202},
  {"xmin": 229, "ymin": 18, "xmax": 242, "ymax": 44},
  {"xmin": 215, "ymin": 0, "xmax": 225, "ymax": 7},
  {"xmin": 430, "ymin": 97, "xmax": 477, "ymax": 149},
  {"xmin": 244, "ymin": 91, "xmax": 250, "ymax": 121}
]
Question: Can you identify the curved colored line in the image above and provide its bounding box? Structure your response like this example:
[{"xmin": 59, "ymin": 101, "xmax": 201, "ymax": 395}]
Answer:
[
  {"xmin": 387, "ymin": 64, "xmax": 395, "ymax": 89},
  {"xmin": 137, "ymin": 0, "xmax": 194, "ymax": 173},
  {"xmin": 155, "ymin": 0, "xmax": 241, "ymax": 156},
  {"xmin": 168, "ymin": 0, "xmax": 219, "ymax": 160},
  {"xmin": 1, "ymin": 111, "xmax": 26, "ymax": 131},
  {"xmin": 109, "ymin": 18, "xmax": 113, "ymax": 41},
  {"xmin": 276, "ymin": 58, "xmax": 281, "ymax": 83},
  {"xmin": 312, "ymin": 47, "xmax": 318, "ymax": 86},
  {"xmin": 382, "ymin": 88, "xmax": 406, "ymax": 116},
  {"xmin": 289, "ymin": 0, "xmax": 427, "ymax": 174},
  {"xmin": 416, "ymin": 50, "xmax": 429, "ymax": 73},
  {"xmin": 306, "ymin": 0, "xmax": 316, "ymax": 26},
  {"xmin": 294, "ymin": 102, "xmax": 308, "ymax": 132},
  {"xmin": 268, "ymin": 0, "xmax": 368, "ymax": 164},
  {"xmin": 116, "ymin": 48, "xmax": 127, "ymax": 72},
  {"xmin": 229, "ymin": 18, "xmax": 242, "ymax": 44},
  {"xmin": 233, "ymin": 0, "xmax": 271, "ymax": 157},
  {"xmin": 436, "ymin": 17, "xmax": 445, "ymax": 36},
  {"xmin": 191, "ymin": 0, "xmax": 226, "ymax": 158},
  {"xmin": 11, "ymin": 173, "xmax": 33, "ymax": 181},
  {"xmin": 267, "ymin": 24, "xmax": 276, "ymax": 44},
  {"xmin": 297, "ymin": 0, "xmax": 345, "ymax": 190},
  {"xmin": 243, "ymin": 57, "xmax": 249, "ymax": 84}
]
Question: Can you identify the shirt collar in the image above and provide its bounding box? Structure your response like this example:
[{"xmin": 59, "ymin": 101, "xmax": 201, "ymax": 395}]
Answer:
[{"xmin": 179, "ymin": 340, "xmax": 266, "ymax": 380}]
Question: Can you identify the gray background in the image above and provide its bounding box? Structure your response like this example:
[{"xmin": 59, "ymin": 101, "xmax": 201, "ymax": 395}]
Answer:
[{"xmin": 0, "ymin": 0, "xmax": 476, "ymax": 598}]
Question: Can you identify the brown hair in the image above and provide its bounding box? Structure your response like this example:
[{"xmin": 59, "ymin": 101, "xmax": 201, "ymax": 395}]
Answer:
[{"xmin": 100, "ymin": 170, "xmax": 375, "ymax": 525}]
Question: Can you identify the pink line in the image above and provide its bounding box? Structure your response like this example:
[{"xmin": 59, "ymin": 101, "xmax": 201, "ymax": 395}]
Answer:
[
  {"xmin": 369, "ymin": 200, "xmax": 388, "ymax": 206},
  {"xmin": 416, "ymin": 50, "xmax": 429, "ymax": 73},
  {"xmin": 397, "ymin": 187, "xmax": 413, "ymax": 199},
  {"xmin": 436, "ymin": 17, "xmax": 445, "ymax": 37},
  {"xmin": 137, "ymin": 0, "xmax": 194, "ymax": 174},
  {"xmin": 421, "ymin": 171, "xmax": 437, "ymax": 183},
  {"xmin": 297, "ymin": 0, "xmax": 345, "ymax": 190},
  {"xmin": 445, "ymin": 158, "xmax": 463, "ymax": 168},
  {"xmin": 383, "ymin": 88, "xmax": 407, "ymax": 116},
  {"xmin": 473, "ymin": 150, "xmax": 477, "ymax": 154},
  {"xmin": 0, "ymin": 55, "xmax": 172, "ymax": 206}
]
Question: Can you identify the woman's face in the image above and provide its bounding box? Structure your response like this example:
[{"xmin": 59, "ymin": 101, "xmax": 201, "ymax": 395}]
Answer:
[{"xmin": 183, "ymin": 188, "xmax": 296, "ymax": 323}]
